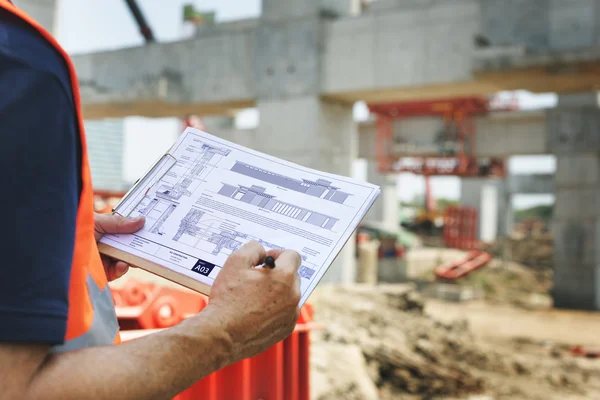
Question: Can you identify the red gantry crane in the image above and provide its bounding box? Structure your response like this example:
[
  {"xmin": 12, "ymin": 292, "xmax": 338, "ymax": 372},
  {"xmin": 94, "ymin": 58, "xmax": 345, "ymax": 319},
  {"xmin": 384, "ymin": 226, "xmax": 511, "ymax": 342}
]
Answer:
[{"xmin": 368, "ymin": 96, "xmax": 517, "ymax": 278}]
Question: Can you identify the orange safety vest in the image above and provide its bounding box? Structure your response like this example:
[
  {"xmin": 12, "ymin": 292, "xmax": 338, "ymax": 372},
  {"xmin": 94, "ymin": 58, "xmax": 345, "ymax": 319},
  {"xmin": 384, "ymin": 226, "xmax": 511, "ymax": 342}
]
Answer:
[{"xmin": 0, "ymin": 0, "xmax": 121, "ymax": 351}]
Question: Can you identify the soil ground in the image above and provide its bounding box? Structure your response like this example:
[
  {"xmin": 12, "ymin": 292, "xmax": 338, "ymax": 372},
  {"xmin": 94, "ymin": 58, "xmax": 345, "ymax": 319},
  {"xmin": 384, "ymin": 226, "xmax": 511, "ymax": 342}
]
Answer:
[
  {"xmin": 310, "ymin": 284, "xmax": 600, "ymax": 400},
  {"xmin": 426, "ymin": 299, "xmax": 600, "ymax": 348}
]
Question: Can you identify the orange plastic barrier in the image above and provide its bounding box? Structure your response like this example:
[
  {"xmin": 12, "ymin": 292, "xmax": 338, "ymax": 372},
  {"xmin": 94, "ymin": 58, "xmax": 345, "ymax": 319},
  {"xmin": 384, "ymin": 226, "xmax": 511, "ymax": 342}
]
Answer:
[
  {"xmin": 435, "ymin": 250, "xmax": 491, "ymax": 280},
  {"xmin": 112, "ymin": 280, "xmax": 209, "ymax": 330},
  {"xmin": 112, "ymin": 280, "xmax": 314, "ymax": 400}
]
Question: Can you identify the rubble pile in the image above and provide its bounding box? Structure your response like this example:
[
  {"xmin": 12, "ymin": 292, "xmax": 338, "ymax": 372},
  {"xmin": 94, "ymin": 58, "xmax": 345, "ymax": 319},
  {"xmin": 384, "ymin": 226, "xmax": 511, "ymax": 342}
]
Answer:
[
  {"xmin": 484, "ymin": 234, "xmax": 553, "ymax": 270},
  {"xmin": 455, "ymin": 259, "xmax": 553, "ymax": 307},
  {"xmin": 310, "ymin": 284, "xmax": 600, "ymax": 400}
]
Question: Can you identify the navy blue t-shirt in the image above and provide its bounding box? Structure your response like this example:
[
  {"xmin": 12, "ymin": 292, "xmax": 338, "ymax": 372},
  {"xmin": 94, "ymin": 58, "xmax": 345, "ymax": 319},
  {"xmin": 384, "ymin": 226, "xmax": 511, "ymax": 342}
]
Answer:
[{"xmin": 0, "ymin": 7, "xmax": 81, "ymax": 344}]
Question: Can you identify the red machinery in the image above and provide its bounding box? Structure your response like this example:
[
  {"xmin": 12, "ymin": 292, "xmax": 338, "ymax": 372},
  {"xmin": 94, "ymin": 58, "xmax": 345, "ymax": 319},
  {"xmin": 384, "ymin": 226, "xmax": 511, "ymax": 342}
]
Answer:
[
  {"xmin": 369, "ymin": 97, "xmax": 513, "ymax": 244},
  {"xmin": 368, "ymin": 96, "xmax": 509, "ymax": 177}
]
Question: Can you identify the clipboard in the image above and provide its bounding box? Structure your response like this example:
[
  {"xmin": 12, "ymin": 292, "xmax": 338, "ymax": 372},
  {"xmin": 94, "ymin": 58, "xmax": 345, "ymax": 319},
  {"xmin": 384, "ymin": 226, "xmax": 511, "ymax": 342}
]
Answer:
[
  {"xmin": 97, "ymin": 127, "xmax": 381, "ymax": 305},
  {"xmin": 97, "ymin": 152, "xmax": 214, "ymax": 296}
]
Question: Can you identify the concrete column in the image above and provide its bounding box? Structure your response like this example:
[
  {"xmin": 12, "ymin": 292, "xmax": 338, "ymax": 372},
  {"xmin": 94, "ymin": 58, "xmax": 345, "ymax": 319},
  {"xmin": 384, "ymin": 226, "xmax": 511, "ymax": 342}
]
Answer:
[
  {"xmin": 364, "ymin": 161, "xmax": 398, "ymax": 232},
  {"xmin": 547, "ymin": 96, "xmax": 600, "ymax": 310},
  {"xmin": 256, "ymin": 0, "xmax": 359, "ymax": 284},
  {"xmin": 505, "ymin": 197, "xmax": 515, "ymax": 236},
  {"xmin": 258, "ymin": 97, "xmax": 358, "ymax": 284},
  {"xmin": 460, "ymin": 178, "xmax": 507, "ymax": 242}
]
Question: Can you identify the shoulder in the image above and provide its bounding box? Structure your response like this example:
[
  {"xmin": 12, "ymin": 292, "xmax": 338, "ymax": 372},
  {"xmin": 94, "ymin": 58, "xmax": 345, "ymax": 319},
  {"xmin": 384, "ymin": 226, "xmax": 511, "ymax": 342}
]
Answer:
[{"xmin": 0, "ymin": 7, "xmax": 72, "ymax": 97}]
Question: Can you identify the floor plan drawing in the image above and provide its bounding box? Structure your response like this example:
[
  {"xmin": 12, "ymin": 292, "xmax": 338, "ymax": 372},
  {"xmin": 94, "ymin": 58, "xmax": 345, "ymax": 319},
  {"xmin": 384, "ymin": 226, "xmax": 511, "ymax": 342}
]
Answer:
[
  {"xmin": 230, "ymin": 161, "xmax": 351, "ymax": 204},
  {"xmin": 218, "ymin": 183, "xmax": 339, "ymax": 230}
]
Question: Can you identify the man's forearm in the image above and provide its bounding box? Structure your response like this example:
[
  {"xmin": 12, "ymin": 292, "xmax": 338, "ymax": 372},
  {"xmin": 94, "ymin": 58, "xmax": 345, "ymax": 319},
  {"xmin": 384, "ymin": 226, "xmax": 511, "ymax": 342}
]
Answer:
[{"xmin": 25, "ymin": 306, "xmax": 233, "ymax": 400}]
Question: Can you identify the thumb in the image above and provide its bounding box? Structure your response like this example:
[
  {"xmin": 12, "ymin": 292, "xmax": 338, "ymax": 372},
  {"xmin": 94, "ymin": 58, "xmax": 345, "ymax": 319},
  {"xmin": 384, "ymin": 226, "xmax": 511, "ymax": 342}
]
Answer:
[
  {"xmin": 95, "ymin": 213, "xmax": 146, "ymax": 237},
  {"xmin": 228, "ymin": 240, "xmax": 266, "ymax": 269}
]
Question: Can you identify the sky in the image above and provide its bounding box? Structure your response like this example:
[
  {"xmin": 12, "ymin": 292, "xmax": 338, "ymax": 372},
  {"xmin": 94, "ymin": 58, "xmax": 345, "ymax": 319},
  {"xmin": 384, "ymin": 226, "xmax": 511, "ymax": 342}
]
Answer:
[
  {"xmin": 55, "ymin": 0, "xmax": 262, "ymax": 53},
  {"xmin": 53, "ymin": 0, "xmax": 556, "ymax": 210}
]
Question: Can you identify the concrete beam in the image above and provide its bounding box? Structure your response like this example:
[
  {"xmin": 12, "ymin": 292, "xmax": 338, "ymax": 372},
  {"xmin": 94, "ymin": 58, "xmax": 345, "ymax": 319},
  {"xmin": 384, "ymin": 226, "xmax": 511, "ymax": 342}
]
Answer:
[
  {"xmin": 73, "ymin": 22, "xmax": 258, "ymax": 118},
  {"xmin": 471, "ymin": 48, "xmax": 600, "ymax": 99},
  {"xmin": 476, "ymin": 111, "xmax": 548, "ymax": 157},
  {"xmin": 323, "ymin": 0, "xmax": 600, "ymax": 104},
  {"xmin": 357, "ymin": 110, "xmax": 549, "ymax": 160},
  {"xmin": 480, "ymin": 0, "xmax": 600, "ymax": 52},
  {"xmin": 76, "ymin": 0, "xmax": 600, "ymax": 118},
  {"xmin": 321, "ymin": 0, "xmax": 481, "ymax": 103},
  {"xmin": 507, "ymin": 174, "xmax": 555, "ymax": 194}
]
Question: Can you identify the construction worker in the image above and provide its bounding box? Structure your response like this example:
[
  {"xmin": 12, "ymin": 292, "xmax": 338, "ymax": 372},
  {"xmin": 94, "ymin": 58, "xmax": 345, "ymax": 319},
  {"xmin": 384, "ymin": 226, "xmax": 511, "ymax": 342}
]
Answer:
[{"xmin": 0, "ymin": 2, "xmax": 301, "ymax": 399}]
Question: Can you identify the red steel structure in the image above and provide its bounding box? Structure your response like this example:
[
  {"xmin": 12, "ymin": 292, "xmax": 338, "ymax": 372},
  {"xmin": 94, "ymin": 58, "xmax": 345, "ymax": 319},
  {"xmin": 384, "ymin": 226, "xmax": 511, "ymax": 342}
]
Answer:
[
  {"xmin": 369, "ymin": 97, "xmax": 510, "ymax": 232},
  {"xmin": 443, "ymin": 206, "xmax": 478, "ymax": 250},
  {"xmin": 368, "ymin": 97, "xmax": 507, "ymax": 177}
]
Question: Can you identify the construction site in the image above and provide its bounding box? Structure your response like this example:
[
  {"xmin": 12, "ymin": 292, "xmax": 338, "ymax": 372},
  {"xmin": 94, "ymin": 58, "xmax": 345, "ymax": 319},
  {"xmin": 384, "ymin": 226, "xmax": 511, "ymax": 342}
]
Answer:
[{"xmin": 21, "ymin": 0, "xmax": 600, "ymax": 399}]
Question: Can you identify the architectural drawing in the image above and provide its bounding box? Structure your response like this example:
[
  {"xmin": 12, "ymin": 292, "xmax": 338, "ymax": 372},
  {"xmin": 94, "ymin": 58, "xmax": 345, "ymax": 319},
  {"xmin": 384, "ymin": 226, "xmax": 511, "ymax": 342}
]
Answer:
[
  {"xmin": 255, "ymin": 239, "xmax": 308, "ymax": 262},
  {"xmin": 157, "ymin": 143, "xmax": 231, "ymax": 201},
  {"xmin": 171, "ymin": 208, "xmax": 313, "ymax": 258},
  {"xmin": 207, "ymin": 231, "xmax": 245, "ymax": 256},
  {"xmin": 218, "ymin": 183, "xmax": 339, "ymax": 230},
  {"xmin": 298, "ymin": 265, "xmax": 315, "ymax": 280},
  {"xmin": 172, "ymin": 209, "xmax": 205, "ymax": 241},
  {"xmin": 172, "ymin": 209, "xmax": 247, "ymax": 255},
  {"xmin": 131, "ymin": 196, "xmax": 177, "ymax": 236},
  {"xmin": 230, "ymin": 161, "xmax": 351, "ymax": 204}
]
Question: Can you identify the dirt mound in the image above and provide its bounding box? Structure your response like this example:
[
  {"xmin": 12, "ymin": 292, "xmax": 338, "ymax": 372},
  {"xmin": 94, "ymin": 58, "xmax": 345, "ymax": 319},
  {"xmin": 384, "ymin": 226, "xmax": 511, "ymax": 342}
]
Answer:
[
  {"xmin": 455, "ymin": 260, "xmax": 553, "ymax": 307},
  {"xmin": 310, "ymin": 284, "xmax": 600, "ymax": 400},
  {"xmin": 484, "ymin": 234, "xmax": 553, "ymax": 270},
  {"xmin": 412, "ymin": 250, "xmax": 553, "ymax": 307}
]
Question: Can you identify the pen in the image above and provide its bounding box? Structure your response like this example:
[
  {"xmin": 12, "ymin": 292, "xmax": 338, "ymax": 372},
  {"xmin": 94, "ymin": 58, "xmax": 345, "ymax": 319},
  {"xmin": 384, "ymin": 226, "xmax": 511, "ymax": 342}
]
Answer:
[{"xmin": 262, "ymin": 255, "xmax": 276, "ymax": 269}]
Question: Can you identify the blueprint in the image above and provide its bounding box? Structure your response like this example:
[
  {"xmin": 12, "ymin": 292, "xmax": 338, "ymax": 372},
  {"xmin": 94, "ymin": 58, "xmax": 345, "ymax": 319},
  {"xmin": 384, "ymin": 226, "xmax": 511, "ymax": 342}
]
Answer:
[{"xmin": 100, "ymin": 128, "xmax": 380, "ymax": 305}]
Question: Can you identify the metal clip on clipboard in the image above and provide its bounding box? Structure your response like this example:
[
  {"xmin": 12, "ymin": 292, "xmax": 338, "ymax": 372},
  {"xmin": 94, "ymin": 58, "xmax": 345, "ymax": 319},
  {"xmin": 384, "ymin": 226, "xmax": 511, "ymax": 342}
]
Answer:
[{"xmin": 112, "ymin": 153, "xmax": 178, "ymax": 217}]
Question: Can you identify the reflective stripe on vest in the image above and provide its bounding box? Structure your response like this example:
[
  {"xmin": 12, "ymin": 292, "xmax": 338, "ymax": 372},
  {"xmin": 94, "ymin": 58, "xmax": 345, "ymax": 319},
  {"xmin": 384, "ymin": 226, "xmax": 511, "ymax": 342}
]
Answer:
[
  {"xmin": 0, "ymin": 0, "xmax": 122, "ymax": 350},
  {"xmin": 51, "ymin": 275, "xmax": 119, "ymax": 353}
]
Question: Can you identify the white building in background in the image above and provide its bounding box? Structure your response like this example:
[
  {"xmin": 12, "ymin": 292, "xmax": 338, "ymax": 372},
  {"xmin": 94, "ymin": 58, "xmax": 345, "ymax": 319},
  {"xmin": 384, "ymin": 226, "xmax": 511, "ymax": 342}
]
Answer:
[
  {"xmin": 85, "ymin": 119, "xmax": 128, "ymax": 192},
  {"xmin": 84, "ymin": 117, "xmax": 182, "ymax": 193}
]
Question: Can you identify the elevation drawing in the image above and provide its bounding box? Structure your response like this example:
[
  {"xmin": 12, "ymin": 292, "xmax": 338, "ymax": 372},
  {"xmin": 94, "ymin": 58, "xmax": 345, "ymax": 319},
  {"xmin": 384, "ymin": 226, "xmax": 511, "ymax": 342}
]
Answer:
[
  {"xmin": 218, "ymin": 183, "xmax": 339, "ymax": 230},
  {"xmin": 230, "ymin": 161, "xmax": 351, "ymax": 204}
]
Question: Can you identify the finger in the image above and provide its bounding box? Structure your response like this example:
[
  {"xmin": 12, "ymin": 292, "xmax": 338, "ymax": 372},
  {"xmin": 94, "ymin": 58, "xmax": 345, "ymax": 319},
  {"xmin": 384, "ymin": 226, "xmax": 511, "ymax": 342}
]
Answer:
[
  {"xmin": 113, "ymin": 262, "xmax": 130, "ymax": 280},
  {"xmin": 265, "ymin": 249, "xmax": 285, "ymax": 260},
  {"xmin": 272, "ymin": 250, "xmax": 302, "ymax": 274},
  {"xmin": 95, "ymin": 213, "xmax": 145, "ymax": 236},
  {"xmin": 230, "ymin": 240, "xmax": 266, "ymax": 269}
]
